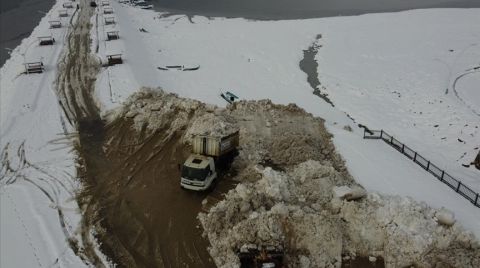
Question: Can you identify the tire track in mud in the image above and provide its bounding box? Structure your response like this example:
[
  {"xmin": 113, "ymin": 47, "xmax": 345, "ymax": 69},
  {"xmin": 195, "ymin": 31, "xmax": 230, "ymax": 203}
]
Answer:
[
  {"xmin": 54, "ymin": 1, "xmax": 220, "ymax": 267},
  {"xmin": 54, "ymin": 0, "xmax": 108, "ymax": 266},
  {"xmin": 56, "ymin": 1, "xmax": 100, "ymax": 125},
  {"xmin": 84, "ymin": 116, "xmax": 221, "ymax": 267}
]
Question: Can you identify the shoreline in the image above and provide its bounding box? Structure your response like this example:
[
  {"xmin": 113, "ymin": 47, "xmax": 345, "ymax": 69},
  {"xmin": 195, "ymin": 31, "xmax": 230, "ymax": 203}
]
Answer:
[
  {"xmin": 4, "ymin": 0, "xmax": 480, "ymax": 67},
  {"xmin": 149, "ymin": 0, "xmax": 480, "ymax": 20},
  {"xmin": 0, "ymin": 0, "xmax": 56, "ymax": 67}
]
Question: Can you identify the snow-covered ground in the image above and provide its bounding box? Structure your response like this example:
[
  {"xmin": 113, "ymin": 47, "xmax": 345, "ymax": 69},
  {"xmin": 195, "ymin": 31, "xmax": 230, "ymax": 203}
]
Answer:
[
  {"xmin": 92, "ymin": 2, "xmax": 479, "ymax": 236},
  {"xmin": 0, "ymin": 2, "xmax": 93, "ymax": 267},
  {"xmin": 2, "ymin": 0, "xmax": 479, "ymax": 266},
  {"xmin": 316, "ymin": 13, "xmax": 480, "ymax": 189}
]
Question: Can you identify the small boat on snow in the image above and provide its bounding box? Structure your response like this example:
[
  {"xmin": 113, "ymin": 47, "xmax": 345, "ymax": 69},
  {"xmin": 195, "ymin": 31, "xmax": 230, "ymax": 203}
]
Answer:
[
  {"xmin": 132, "ymin": 0, "xmax": 153, "ymax": 9},
  {"xmin": 157, "ymin": 65, "xmax": 200, "ymax": 71}
]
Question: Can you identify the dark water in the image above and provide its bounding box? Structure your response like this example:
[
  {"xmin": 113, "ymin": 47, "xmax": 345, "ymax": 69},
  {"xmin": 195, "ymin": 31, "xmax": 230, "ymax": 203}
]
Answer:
[
  {"xmin": 152, "ymin": 0, "xmax": 480, "ymax": 19},
  {"xmin": 0, "ymin": 0, "xmax": 55, "ymax": 67},
  {"xmin": 1, "ymin": 0, "xmax": 479, "ymax": 66}
]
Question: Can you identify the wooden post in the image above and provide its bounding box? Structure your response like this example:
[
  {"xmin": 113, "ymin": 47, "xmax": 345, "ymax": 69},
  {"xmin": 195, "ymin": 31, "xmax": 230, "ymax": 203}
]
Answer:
[
  {"xmin": 413, "ymin": 152, "xmax": 417, "ymax": 162},
  {"xmin": 475, "ymin": 193, "xmax": 479, "ymax": 206},
  {"xmin": 390, "ymin": 136, "xmax": 394, "ymax": 144},
  {"xmin": 380, "ymin": 130, "xmax": 383, "ymax": 139},
  {"xmin": 401, "ymin": 144, "xmax": 405, "ymax": 153},
  {"xmin": 440, "ymin": 171, "xmax": 444, "ymax": 181},
  {"xmin": 456, "ymin": 182, "xmax": 461, "ymax": 192},
  {"xmin": 426, "ymin": 161, "xmax": 430, "ymax": 170}
]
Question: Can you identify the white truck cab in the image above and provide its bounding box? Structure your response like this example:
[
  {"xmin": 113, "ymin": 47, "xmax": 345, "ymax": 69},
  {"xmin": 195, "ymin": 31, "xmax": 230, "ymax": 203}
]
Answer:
[
  {"xmin": 180, "ymin": 131, "xmax": 239, "ymax": 191},
  {"xmin": 180, "ymin": 154, "xmax": 217, "ymax": 191}
]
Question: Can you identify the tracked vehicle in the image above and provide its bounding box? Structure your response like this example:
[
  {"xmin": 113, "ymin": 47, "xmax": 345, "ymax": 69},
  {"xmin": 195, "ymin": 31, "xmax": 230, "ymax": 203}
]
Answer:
[{"xmin": 238, "ymin": 245, "xmax": 285, "ymax": 268}]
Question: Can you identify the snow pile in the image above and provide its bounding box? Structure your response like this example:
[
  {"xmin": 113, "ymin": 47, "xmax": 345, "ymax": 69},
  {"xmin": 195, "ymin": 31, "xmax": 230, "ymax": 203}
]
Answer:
[
  {"xmin": 436, "ymin": 208, "xmax": 456, "ymax": 227},
  {"xmin": 113, "ymin": 88, "xmax": 238, "ymax": 144},
  {"xmin": 333, "ymin": 185, "xmax": 367, "ymax": 201},
  {"xmin": 199, "ymin": 160, "xmax": 353, "ymax": 267},
  {"xmin": 114, "ymin": 92, "xmax": 349, "ymax": 177},
  {"xmin": 340, "ymin": 194, "xmax": 480, "ymax": 267},
  {"xmin": 227, "ymin": 100, "xmax": 347, "ymax": 174},
  {"xmin": 113, "ymin": 88, "xmax": 206, "ymax": 136},
  {"xmin": 200, "ymin": 161, "xmax": 480, "ymax": 267},
  {"xmin": 184, "ymin": 111, "xmax": 238, "ymax": 140},
  {"xmin": 106, "ymin": 88, "xmax": 480, "ymax": 267}
]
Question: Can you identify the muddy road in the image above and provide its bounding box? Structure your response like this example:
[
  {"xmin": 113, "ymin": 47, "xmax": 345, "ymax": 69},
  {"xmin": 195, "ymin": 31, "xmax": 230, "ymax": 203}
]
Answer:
[
  {"xmin": 55, "ymin": 1, "xmax": 223, "ymax": 267},
  {"xmin": 56, "ymin": 0, "xmax": 99, "ymax": 125},
  {"xmin": 87, "ymin": 116, "xmax": 232, "ymax": 267}
]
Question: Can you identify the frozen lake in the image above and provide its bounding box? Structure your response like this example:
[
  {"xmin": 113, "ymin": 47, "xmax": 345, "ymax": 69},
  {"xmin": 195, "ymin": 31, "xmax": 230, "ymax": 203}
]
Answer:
[
  {"xmin": 1, "ymin": 0, "xmax": 479, "ymax": 66},
  {"xmin": 152, "ymin": 0, "xmax": 480, "ymax": 19}
]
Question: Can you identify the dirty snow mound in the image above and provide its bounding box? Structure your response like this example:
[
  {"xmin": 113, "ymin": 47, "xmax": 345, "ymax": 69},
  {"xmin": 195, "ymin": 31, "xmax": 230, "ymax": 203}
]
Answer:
[
  {"xmin": 114, "ymin": 91, "xmax": 347, "ymax": 178},
  {"xmin": 112, "ymin": 90, "xmax": 479, "ymax": 267},
  {"xmin": 227, "ymin": 100, "xmax": 348, "ymax": 178},
  {"xmin": 200, "ymin": 161, "xmax": 480, "ymax": 267},
  {"xmin": 184, "ymin": 112, "xmax": 238, "ymax": 141},
  {"xmin": 111, "ymin": 88, "xmax": 207, "ymax": 137}
]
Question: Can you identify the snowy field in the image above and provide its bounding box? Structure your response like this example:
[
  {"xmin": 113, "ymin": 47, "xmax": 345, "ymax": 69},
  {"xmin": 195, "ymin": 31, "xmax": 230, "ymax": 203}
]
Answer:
[
  {"xmin": 0, "ymin": 2, "xmax": 100, "ymax": 267},
  {"xmin": 316, "ymin": 13, "xmax": 480, "ymax": 189},
  {"xmin": 1, "ymin": 0, "xmax": 479, "ymax": 266},
  {"xmin": 93, "ymin": 2, "xmax": 479, "ymax": 236}
]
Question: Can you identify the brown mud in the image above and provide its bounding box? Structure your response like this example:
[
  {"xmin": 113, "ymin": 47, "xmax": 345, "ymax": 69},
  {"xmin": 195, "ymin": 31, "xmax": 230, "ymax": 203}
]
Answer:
[
  {"xmin": 54, "ymin": 0, "xmax": 105, "ymax": 265},
  {"xmin": 54, "ymin": 1, "xmax": 223, "ymax": 267},
  {"xmin": 76, "ymin": 115, "xmax": 227, "ymax": 267}
]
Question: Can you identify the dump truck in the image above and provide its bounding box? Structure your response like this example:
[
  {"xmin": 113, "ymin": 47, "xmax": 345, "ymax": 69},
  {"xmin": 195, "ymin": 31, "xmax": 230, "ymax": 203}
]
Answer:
[
  {"xmin": 238, "ymin": 245, "xmax": 285, "ymax": 268},
  {"xmin": 180, "ymin": 131, "xmax": 239, "ymax": 191}
]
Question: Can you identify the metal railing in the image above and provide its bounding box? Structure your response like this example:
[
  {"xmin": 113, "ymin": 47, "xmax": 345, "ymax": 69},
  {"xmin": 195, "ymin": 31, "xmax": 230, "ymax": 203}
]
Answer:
[{"xmin": 363, "ymin": 129, "xmax": 479, "ymax": 208}]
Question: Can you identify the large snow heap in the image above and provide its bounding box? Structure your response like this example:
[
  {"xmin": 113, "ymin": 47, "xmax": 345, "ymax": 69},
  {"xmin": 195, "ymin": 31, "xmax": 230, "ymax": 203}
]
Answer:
[
  {"xmin": 200, "ymin": 161, "xmax": 480, "ymax": 267},
  {"xmin": 112, "ymin": 88, "xmax": 479, "ymax": 268}
]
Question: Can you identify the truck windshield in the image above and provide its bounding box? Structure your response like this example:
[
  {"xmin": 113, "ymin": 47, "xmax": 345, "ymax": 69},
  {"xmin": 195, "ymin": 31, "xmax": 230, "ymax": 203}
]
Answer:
[{"xmin": 181, "ymin": 166, "xmax": 209, "ymax": 181}]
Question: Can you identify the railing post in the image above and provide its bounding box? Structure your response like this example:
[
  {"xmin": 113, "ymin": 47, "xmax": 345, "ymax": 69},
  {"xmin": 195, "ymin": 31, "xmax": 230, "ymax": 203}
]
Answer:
[
  {"xmin": 390, "ymin": 136, "xmax": 394, "ymax": 144},
  {"xmin": 440, "ymin": 171, "xmax": 444, "ymax": 181},
  {"xmin": 475, "ymin": 194, "xmax": 479, "ymax": 206},
  {"xmin": 380, "ymin": 130, "xmax": 383, "ymax": 139},
  {"xmin": 456, "ymin": 182, "xmax": 461, "ymax": 192},
  {"xmin": 401, "ymin": 144, "xmax": 405, "ymax": 153},
  {"xmin": 413, "ymin": 152, "xmax": 417, "ymax": 162},
  {"xmin": 426, "ymin": 161, "xmax": 430, "ymax": 171},
  {"xmin": 363, "ymin": 128, "xmax": 366, "ymax": 138}
]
